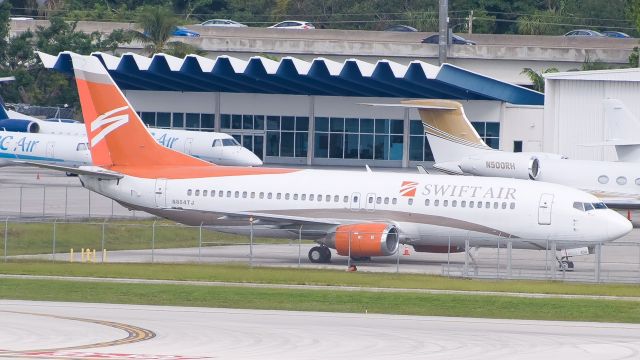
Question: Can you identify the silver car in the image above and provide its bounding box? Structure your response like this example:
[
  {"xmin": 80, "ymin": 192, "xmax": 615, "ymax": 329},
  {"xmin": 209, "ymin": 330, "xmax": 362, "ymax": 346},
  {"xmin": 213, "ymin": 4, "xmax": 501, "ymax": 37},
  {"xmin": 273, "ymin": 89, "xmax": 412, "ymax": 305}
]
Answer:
[{"xmin": 200, "ymin": 19, "xmax": 247, "ymax": 27}]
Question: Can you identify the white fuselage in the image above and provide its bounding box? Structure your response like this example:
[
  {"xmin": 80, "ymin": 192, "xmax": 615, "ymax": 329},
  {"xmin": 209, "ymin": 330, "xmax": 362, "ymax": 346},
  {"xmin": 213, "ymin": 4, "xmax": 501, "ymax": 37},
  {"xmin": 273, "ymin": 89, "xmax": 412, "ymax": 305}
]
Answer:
[
  {"xmin": 10, "ymin": 114, "xmax": 262, "ymax": 167},
  {"xmin": 0, "ymin": 130, "xmax": 90, "ymax": 166},
  {"xmin": 80, "ymin": 169, "xmax": 631, "ymax": 250}
]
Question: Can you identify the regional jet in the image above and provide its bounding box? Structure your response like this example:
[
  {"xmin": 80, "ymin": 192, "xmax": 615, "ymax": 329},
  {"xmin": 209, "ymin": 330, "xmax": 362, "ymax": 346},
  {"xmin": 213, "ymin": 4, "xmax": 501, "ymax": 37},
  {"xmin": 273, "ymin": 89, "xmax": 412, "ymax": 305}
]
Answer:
[{"xmin": 18, "ymin": 54, "xmax": 632, "ymax": 270}]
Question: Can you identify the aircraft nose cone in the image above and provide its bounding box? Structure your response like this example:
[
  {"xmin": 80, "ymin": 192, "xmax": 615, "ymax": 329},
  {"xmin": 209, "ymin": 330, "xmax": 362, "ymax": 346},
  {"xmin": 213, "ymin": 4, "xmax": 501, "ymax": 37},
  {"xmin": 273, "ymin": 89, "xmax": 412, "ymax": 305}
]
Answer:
[
  {"xmin": 608, "ymin": 212, "xmax": 633, "ymax": 240},
  {"xmin": 241, "ymin": 149, "xmax": 263, "ymax": 166}
]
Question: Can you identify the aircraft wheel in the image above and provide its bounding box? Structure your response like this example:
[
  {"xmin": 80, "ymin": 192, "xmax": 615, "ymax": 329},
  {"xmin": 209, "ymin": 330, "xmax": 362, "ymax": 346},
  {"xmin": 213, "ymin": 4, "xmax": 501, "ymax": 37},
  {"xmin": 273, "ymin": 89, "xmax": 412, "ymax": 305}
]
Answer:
[
  {"xmin": 308, "ymin": 247, "xmax": 324, "ymax": 263},
  {"xmin": 558, "ymin": 260, "xmax": 575, "ymax": 272}
]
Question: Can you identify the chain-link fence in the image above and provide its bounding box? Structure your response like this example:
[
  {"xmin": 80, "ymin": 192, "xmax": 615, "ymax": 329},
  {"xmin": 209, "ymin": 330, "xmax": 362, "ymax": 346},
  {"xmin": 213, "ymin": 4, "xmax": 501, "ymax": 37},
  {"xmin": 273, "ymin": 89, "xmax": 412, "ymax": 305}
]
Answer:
[
  {"xmin": 2, "ymin": 217, "xmax": 640, "ymax": 283},
  {"xmin": 0, "ymin": 185, "xmax": 152, "ymax": 219}
]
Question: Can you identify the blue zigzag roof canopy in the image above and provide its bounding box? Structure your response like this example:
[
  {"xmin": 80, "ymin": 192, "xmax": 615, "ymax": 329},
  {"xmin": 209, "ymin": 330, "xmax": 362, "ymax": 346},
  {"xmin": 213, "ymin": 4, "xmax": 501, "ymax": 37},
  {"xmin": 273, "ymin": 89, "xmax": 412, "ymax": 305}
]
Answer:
[{"xmin": 38, "ymin": 51, "xmax": 543, "ymax": 105}]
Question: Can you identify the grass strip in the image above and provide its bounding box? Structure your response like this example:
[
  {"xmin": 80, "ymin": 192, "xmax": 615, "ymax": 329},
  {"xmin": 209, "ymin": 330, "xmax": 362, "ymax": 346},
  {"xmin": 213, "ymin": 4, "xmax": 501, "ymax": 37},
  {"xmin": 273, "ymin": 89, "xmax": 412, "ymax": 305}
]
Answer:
[
  {"xmin": 2, "ymin": 261, "xmax": 640, "ymax": 297},
  {"xmin": 1, "ymin": 278, "xmax": 640, "ymax": 323}
]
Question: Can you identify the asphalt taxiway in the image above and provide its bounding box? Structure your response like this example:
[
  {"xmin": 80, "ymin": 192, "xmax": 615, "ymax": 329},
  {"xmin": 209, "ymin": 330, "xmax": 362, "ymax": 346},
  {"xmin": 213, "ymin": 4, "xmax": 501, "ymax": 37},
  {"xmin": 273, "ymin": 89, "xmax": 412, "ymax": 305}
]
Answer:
[{"xmin": 1, "ymin": 300, "xmax": 640, "ymax": 360}]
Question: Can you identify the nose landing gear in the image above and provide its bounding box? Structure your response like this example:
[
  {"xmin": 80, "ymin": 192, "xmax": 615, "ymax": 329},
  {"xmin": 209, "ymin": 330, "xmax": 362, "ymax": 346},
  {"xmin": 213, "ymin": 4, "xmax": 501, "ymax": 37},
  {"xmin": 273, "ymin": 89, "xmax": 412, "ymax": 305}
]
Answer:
[
  {"xmin": 557, "ymin": 256, "xmax": 575, "ymax": 271},
  {"xmin": 308, "ymin": 246, "xmax": 332, "ymax": 263}
]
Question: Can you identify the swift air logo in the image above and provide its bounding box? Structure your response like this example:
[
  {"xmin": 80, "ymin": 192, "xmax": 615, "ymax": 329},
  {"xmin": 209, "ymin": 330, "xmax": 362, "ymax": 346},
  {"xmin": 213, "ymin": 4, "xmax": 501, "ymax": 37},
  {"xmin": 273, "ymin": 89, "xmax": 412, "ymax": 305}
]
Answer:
[
  {"xmin": 400, "ymin": 181, "xmax": 418, "ymax": 197},
  {"xmin": 90, "ymin": 106, "xmax": 129, "ymax": 147}
]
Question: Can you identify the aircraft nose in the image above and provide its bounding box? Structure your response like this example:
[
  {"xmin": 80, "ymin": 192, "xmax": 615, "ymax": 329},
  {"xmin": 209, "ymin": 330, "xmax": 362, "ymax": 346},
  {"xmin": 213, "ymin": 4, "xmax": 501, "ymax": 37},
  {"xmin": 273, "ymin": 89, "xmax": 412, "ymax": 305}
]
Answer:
[
  {"xmin": 607, "ymin": 211, "xmax": 633, "ymax": 240},
  {"xmin": 240, "ymin": 148, "xmax": 263, "ymax": 166}
]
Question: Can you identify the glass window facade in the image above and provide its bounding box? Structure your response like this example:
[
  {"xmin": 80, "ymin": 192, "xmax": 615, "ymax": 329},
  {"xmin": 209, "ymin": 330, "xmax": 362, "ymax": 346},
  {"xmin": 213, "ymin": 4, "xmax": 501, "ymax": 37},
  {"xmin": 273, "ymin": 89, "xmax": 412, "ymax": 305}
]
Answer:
[
  {"xmin": 223, "ymin": 114, "xmax": 308, "ymax": 158},
  {"xmin": 315, "ymin": 117, "xmax": 403, "ymax": 160},
  {"xmin": 139, "ymin": 111, "xmax": 215, "ymax": 131}
]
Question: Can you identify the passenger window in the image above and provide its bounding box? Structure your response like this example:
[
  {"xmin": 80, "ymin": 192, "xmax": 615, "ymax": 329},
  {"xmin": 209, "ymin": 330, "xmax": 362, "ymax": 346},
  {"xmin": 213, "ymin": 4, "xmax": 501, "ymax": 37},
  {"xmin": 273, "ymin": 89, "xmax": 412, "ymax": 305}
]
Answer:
[
  {"xmin": 259, "ymin": 192, "xmax": 264, "ymax": 199},
  {"xmin": 302, "ymin": 194, "xmax": 307, "ymax": 200},
  {"xmin": 251, "ymin": 192, "xmax": 256, "ymax": 199},
  {"xmin": 226, "ymin": 191, "xmax": 231, "ymax": 197},
  {"xmin": 392, "ymin": 198, "xmax": 397, "ymax": 205},
  {"xmin": 485, "ymin": 202, "xmax": 490, "ymax": 208},
  {"xmin": 461, "ymin": 200, "xmax": 466, "ymax": 208},
  {"xmin": 277, "ymin": 193, "xmax": 282, "ymax": 200},
  {"xmin": 598, "ymin": 175, "xmax": 609, "ymax": 184},
  {"xmin": 384, "ymin": 197, "xmax": 389, "ymax": 205},
  {"xmin": 187, "ymin": 189, "xmax": 192, "ymax": 196},
  {"xmin": 285, "ymin": 193, "xmax": 290, "ymax": 200},
  {"xmin": 219, "ymin": 190, "xmax": 223, "ymax": 197},
  {"xmin": 408, "ymin": 198, "xmax": 414, "ymax": 205},
  {"xmin": 211, "ymin": 190, "xmax": 215, "ymax": 197},
  {"xmin": 434, "ymin": 199, "xmax": 440, "ymax": 206},
  {"xmin": 195, "ymin": 190, "xmax": 200, "ymax": 196},
  {"xmin": 203, "ymin": 190, "xmax": 208, "ymax": 196},
  {"xmin": 326, "ymin": 195, "xmax": 331, "ymax": 202},
  {"xmin": 317, "ymin": 194, "xmax": 322, "ymax": 202},
  {"xmin": 469, "ymin": 201, "xmax": 474, "ymax": 208},
  {"xmin": 353, "ymin": 196, "xmax": 358, "ymax": 202},
  {"xmin": 267, "ymin": 193, "xmax": 273, "ymax": 199},
  {"xmin": 376, "ymin": 197, "xmax": 382, "ymax": 204},
  {"xmin": 452, "ymin": 200, "xmax": 457, "ymax": 207},
  {"xmin": 425, "ymin": 199, "xmax": 430, "ymax": 206},
  {"xmin": 368, "ymin": 196, "xmax": 373, "ymax": 204},
  {"xmin": 234, "ymin": 191, "xmax": 239, "ymax": 198},
  {"xmin": 493, "ymin": 202, "xmax": 498, "ymax": 209},
  {"xmin": 343, "ymin": 196, "xmax": 348, "ymax": 203},
  {"xmin": 617, "ymin": 176, "xmax": 627, "ymax": 185},
  {"xmin": 635, "ymin": 178, "xmax": 640, "ymax": 186},
  {"xmin": 510, "ymin": 202, "xmax": 515, "ymax": 210},
  {"xmin": 334, "ymin": 195, "xmax": 339, "ymax": 202},
  {"xmin": 294, "ymin": 194, "xmax": 299, "ymax": 200},
  {"xmin": 76, "ymin": 143, "xmax": 87, "ymax": 151},
  {"xmin": 501, "ymin": 202, "xmax": 507, "ymax": 209},
  {"xmin": 310, "ymin": 194, "xmax": 315, "ymax": 201},
  {"xmin": 443, "ymin": 200, "xmax": 448, "ymax": 207},
  {"xmin": 242, "ymin": 191, "xmax": 247, "ymax": 198}
]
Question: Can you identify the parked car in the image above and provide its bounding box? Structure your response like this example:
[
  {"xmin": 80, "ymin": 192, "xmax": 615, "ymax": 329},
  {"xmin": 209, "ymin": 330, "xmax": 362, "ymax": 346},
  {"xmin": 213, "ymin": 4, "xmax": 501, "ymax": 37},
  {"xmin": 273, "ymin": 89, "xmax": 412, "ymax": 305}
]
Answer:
[
  {"xmin": 268, "ymin": 21, "xmax": 315, "ymax": 29},
  {"xmin": 200, "ymin": 19, "xmax": 247, "ymax": 27},
  {"xmin": 602, "ymin": 31, "xmax": 631, "ymax": 38},
  {"xmin": 564, "ymin": 29, "xmax": 604, "ymax": 37},
  {"xmin": 421, "ymin": 34, "xmax": 476, "ymax": 45},
  {"xmin": 384, "ymin": 24, "xmax": 417, "ymax": 32},
  {"xmin": 172, "ymin": 27, "xmax": 200, "ymax": 37}
]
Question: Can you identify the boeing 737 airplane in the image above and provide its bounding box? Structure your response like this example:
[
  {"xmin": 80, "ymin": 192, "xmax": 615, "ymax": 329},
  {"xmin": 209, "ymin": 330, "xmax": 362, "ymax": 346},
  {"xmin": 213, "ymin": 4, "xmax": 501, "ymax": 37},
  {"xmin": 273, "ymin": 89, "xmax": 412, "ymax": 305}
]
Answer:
[
  {"xmin": 18, "ymin": 54, "xmax": 632, "ymax": 269},
  {"xmin": 0, "ymin": 105, "xmax": 262, "ymax": 167},
  {"xmin": 378, "ymin": 99, "xmax": 640, "ymax": 209}
]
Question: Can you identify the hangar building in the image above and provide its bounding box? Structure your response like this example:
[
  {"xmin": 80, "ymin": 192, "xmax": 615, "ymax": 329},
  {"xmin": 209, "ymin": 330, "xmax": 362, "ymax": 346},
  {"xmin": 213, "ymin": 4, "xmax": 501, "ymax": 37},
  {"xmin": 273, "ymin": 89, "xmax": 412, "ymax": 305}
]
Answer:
[
  {"xmin": 544, "ymin": 68, "xmax": 640, "ymax": 161},
  {"xmin": 40, "ymin": 52, "xmax": 543, "ymax": 168}
]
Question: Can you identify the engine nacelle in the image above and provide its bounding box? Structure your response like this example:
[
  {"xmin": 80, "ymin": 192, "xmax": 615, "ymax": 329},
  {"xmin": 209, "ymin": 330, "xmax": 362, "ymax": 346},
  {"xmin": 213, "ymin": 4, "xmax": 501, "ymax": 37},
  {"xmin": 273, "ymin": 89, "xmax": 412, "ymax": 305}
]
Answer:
[
  {"xmin": 459, "ymin": 153, "xmax": 540, "ymax": 180},
  {"xmin": 0, "ymin": 119, "xmax": 40, "ymax": 133},
  {"xmin": 325, "ymin": 223, "xmax": 399, "ymax": 257}
]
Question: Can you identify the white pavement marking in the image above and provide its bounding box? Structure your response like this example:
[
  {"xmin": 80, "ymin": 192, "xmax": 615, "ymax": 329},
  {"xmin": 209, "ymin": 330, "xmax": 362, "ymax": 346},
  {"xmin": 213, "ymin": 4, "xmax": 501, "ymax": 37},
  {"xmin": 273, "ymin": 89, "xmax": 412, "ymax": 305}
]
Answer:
[{"xmin": 1, "ymin": 300, "xmax": 640, "ymax": 360}]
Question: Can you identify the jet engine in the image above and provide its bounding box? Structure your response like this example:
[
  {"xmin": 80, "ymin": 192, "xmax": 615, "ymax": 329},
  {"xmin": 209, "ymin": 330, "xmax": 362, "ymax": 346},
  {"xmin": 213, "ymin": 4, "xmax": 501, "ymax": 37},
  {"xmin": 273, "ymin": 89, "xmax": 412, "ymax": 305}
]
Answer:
[
  {"xmin": 325, "ymin": 223, "xmax": 399, "ymax": 257},
  {"xmin": 459, "ymin": 153, "xmax": 540, "ymax": 180},
  {"xmin": 0, "ymin": 119, "xmax": 40, "ymax": 133}
]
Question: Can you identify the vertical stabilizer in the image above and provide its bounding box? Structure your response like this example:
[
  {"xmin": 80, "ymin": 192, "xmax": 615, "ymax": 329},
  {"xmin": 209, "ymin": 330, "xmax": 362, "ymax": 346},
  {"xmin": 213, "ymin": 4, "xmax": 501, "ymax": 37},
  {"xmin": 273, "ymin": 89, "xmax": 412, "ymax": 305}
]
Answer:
[
  {"xmin": 0, "ymin": 96, "xmax": 9, "ymax": 120},
  {"xmin": 71, "ymin": 54, "xmax": 212, "ymax": 169},
  {"xmin": 603, "ymin": 99, "xmax": 640, "ymax": 163},
  {"xmin": 402, "ymin": 99, "xmax": 493, "ymax": 164}
]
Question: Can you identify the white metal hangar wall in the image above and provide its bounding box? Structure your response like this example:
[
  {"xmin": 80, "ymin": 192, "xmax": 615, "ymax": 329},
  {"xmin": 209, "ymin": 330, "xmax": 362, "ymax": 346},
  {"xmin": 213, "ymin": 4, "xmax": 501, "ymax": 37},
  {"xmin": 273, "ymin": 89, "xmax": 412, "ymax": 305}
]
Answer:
[
  {"xmin": 544, "ymin": 68, "xmax": 640, "ymax": 161},
  {"xmin": 40, "ymin": 52, "xmax": 544, "ymax": 168}
]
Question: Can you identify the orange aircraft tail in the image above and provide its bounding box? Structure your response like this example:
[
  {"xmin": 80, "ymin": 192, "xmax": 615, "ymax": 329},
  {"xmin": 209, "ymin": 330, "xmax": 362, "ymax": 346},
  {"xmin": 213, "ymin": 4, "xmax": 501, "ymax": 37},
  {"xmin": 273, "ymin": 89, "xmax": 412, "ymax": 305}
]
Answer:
[{"xmin": 71, "ymin": 54, "xmax": 211, "ymax": 169}]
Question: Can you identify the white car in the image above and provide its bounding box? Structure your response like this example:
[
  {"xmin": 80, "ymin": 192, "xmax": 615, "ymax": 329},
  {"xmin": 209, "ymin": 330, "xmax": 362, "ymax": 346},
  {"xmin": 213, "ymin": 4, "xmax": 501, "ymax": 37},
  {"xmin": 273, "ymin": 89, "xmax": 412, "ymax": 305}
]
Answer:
[
  {"xmin": 200, "ymin": 19, "xmax": 247, "ymax": 27},
  {"xmin": 268, "ymin": 21, "xmax": 315, "ymax": 30}
]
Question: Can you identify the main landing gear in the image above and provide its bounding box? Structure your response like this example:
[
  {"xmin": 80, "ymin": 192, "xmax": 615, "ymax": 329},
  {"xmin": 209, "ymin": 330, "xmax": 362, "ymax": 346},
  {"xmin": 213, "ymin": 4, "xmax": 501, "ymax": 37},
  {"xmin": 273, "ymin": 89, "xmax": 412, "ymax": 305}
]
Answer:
[
  {"xmin": 308, "ymin": 246, "xmax": 332, "ymax": 263},
  {"xmin": 557, "ymin": 256, "xmax": 575, "ymax": 271}
]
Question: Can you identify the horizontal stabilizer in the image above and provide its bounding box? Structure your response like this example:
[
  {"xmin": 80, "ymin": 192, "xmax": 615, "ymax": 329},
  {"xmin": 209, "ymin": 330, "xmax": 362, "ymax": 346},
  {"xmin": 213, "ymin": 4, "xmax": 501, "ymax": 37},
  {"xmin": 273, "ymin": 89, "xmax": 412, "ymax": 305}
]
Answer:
[
  {"xmin": 11, "ymin": 161, "xmax": 123, "ymax": 179},
  {"xmin": 581, "ymin": 141, "xmax": 640, "ymax": 147},
  {"xmin": 359, "ymin": 103, "xmax": 456, "ymax": 110},
  {"xmin": 433, "ymin": 162, "xmax": 464, "ymax": 175}
]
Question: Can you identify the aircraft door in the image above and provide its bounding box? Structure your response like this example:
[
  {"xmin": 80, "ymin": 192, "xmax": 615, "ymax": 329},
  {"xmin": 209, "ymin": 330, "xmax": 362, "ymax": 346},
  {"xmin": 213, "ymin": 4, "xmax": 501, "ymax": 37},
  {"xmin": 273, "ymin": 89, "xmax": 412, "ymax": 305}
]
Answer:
[
  {"xmin": 538, "ymin": 193, "xmax": 554, "ymax": 225},
  {"xmin": 350, "ymin": 192, "xmax": 361, "ymax": 210},
  {"xmin": 46, "ymin": 142, "xmax": 55, "ymax": 158},
  {"xmin": 365, "ymin": 193, "xmax": 376, "ymax": 212},
  {"xmin": 154, "ymin": 179, "xmax": 167, "ymax": 208},
  {"xmin": 184, "ymin": 138, "xmax": 194, "ymax": 155}
]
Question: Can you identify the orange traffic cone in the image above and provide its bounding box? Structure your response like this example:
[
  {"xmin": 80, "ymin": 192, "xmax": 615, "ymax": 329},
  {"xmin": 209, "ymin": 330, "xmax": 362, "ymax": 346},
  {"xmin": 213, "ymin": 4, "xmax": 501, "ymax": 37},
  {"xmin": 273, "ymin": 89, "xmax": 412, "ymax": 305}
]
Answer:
[{"xmin": 403, "ymin": 246, "xmax": 410, "ymax": 256}]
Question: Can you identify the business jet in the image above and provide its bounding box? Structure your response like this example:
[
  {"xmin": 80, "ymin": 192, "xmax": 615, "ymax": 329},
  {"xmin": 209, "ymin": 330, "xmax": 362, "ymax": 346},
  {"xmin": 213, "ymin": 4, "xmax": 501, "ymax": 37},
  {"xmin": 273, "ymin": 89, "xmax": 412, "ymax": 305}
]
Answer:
[
  {"xmin": 18, "ymin": 54, "xmax": 632, "ymax": 270},
  {"xmin": 0, "ymin": 129, "xmax": 90, "ymax": 167},
  {"xmin": 0, "ymin": 104, "xmax": 262, "ymax": 167},
  {"xmin": 376, "ymin": 99, "xmax": 640, "ymax": 209}
]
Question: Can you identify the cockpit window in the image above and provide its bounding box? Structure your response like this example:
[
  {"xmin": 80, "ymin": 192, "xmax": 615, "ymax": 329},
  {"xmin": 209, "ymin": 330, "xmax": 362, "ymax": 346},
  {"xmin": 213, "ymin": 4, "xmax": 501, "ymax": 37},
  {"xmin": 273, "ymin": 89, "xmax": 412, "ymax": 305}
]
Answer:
[
  {"xmin": 212, "ymin": 139, "xmax": 222, "ymax": 147},
  {"xmin": 592, "ymin": 202, "xmax": 607, "ymax": 209},
  {"xmin": 584, "ymin": 203, "xmax": 594, "ymax": 211},
  {"xmin": 76, "ymin": 143, "xmax": 88, "ymax": 151},
  {"xmin": 573, "ymin": 202, "xmax": 584, "ymax": 211},
  {"xmin": 222, "ymin": 138, "xmax": 240, "ymax": 146}
]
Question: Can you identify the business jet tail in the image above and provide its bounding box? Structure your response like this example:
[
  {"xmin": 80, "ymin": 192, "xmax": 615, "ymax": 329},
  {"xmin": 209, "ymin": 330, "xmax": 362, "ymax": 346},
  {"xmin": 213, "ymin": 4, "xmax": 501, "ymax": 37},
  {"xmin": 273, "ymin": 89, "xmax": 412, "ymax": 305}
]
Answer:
[{"xmin": 70, "ymin": 53, "xmax": 212, "ymax": 169}]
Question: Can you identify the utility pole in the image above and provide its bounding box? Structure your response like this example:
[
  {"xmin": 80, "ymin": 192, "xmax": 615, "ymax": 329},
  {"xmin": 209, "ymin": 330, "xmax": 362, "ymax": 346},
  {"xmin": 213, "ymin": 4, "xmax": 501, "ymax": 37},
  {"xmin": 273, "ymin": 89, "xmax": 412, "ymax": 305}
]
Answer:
[
  {"xmin": 438, "ymin": 0, "xmax": 449, "ymax": 65},
  {"xmin": 468, "ymin": 10, "xmax": 473, "ymax": 34}
]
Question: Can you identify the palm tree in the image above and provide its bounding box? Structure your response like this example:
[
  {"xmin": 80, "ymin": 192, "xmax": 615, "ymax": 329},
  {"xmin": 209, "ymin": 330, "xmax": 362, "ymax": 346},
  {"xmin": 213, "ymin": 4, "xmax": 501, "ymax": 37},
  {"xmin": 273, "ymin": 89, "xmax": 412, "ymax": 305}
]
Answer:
[
  {"xmin": 133, "ymin": 6, "xmax": 201, "ymax": 56},
  {"xmin": 520, "ymin": 67, "xmax": 559, "ymax": 92}
]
